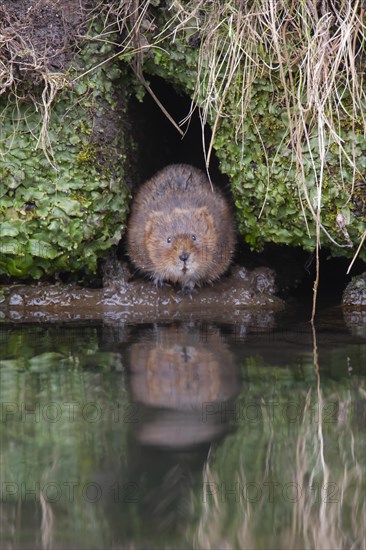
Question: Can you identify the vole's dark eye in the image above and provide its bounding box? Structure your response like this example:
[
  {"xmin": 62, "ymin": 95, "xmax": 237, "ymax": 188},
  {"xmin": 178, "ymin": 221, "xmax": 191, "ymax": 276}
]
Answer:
[
  {"xmin": 192, "ymin": 234, "xmax": 197, "ymax": 241},
  {"xmin": 167, "ymin": 236, "xmax": 172, "ymax": 244}
]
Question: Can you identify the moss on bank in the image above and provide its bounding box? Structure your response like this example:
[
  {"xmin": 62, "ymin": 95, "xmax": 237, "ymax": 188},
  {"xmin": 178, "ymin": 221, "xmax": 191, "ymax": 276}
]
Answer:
[{"xmin": 0, "ymin": 19, "xmax": 131, "ymax": 279}]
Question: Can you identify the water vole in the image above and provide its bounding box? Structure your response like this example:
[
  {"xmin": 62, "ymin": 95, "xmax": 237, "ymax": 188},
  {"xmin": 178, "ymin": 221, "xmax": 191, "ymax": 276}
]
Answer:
[{"xmin": 127, "ymin": 164, "xmax": 235, "ymax": 289}]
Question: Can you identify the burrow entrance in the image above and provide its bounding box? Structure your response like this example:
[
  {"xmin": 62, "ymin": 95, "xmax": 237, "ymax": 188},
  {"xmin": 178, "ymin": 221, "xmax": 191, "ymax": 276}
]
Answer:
[{"xmin": 128, "ymin": 75, "xmax": 365, "ymax": 306}]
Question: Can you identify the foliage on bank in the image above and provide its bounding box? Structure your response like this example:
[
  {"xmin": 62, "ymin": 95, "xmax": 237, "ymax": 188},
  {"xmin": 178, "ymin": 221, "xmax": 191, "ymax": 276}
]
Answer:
[
  {"xmin": 0, "ymin": 9, "xmax": 131, "ymax": 279},
  {"xmin": 126, "ymin": 0, "xmax": 366, "ymax": 261}
]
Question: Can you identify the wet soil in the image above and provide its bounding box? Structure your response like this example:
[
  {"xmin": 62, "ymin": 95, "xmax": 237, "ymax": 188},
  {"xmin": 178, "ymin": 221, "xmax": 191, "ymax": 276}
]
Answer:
[
  {"xmin": 0, "ymin": 261, "xmax": 284, "ymax": 323},
  {"xmin": 0, "ymin": 0, "xmax": 84, "ymax": 81}
]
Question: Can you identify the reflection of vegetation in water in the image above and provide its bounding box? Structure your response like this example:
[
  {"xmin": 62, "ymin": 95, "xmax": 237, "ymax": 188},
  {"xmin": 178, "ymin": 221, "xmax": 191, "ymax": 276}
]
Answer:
[
  {"xmin": 0, "ymin": 326, "xmax": 130, "ymax": 549},
  {"xmin": 0, "ymin": 325, "xmax": 365, "ymax": 548},
  {"xmin": 0, "ymin": 326, "xmax": 122, "ymax": 371},
  {"xmin": 192, "ymin": 361, "xmax": 366, "ymax": 549}
]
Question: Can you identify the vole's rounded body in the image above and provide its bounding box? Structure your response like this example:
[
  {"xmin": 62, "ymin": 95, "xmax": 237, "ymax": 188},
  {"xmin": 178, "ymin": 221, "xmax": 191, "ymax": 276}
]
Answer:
[{"xmin": 127, "ymin": 164, "xmax": 235, "ymax": 288}]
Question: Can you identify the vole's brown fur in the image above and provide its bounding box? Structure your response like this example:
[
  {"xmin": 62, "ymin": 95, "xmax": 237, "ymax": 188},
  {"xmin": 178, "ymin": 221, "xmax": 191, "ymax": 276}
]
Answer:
[{"xmin": 127, "ymin": 164, "xmax": 235, "ymax": 288}]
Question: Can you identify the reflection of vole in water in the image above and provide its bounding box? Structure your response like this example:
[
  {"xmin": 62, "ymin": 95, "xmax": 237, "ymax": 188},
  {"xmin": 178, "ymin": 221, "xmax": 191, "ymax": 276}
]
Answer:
[
  {"xmin": 127, "ymin": 164, "xmax": 235, "ymax": 288},
  {"xmin": 129, "ymin": 324, "xmax": 240, "ymax": 410}
]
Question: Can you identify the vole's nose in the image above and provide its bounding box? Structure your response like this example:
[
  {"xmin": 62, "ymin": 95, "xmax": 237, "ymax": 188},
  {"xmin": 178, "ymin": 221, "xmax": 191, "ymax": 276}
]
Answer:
[{"xmin": 179, "ymin": 251, "xmax": 189, "ymax": 262}]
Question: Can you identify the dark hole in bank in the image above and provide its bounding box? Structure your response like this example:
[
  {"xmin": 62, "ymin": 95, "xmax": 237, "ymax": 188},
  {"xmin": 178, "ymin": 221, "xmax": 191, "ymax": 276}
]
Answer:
[
  {"xmin": 249, "ymin": 245, "xmax": 366, "ymax": 308},
  {"xmin": 127, "ymin": 75, "xmax": 366, "ymax": 307},
  {"xmin": 128, "ymin": 75, "xmax": 226, "ymax": 186}
]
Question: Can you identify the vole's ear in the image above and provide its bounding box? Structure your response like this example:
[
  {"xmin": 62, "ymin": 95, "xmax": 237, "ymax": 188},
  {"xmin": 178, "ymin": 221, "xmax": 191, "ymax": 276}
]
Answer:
[
  {"xmin": 144, "ymin": 218, "xmax": 154, "ymax": 240},
  {"xmin": 145, "ymin": 211, "xmax": 164, "ymax": 240}
]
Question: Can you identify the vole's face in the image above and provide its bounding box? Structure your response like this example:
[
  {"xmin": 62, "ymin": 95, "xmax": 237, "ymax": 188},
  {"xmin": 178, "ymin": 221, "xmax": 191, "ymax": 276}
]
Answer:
[{"xmin": 145, "ymin": 207, "xmax": 218, "ymax": 286}]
